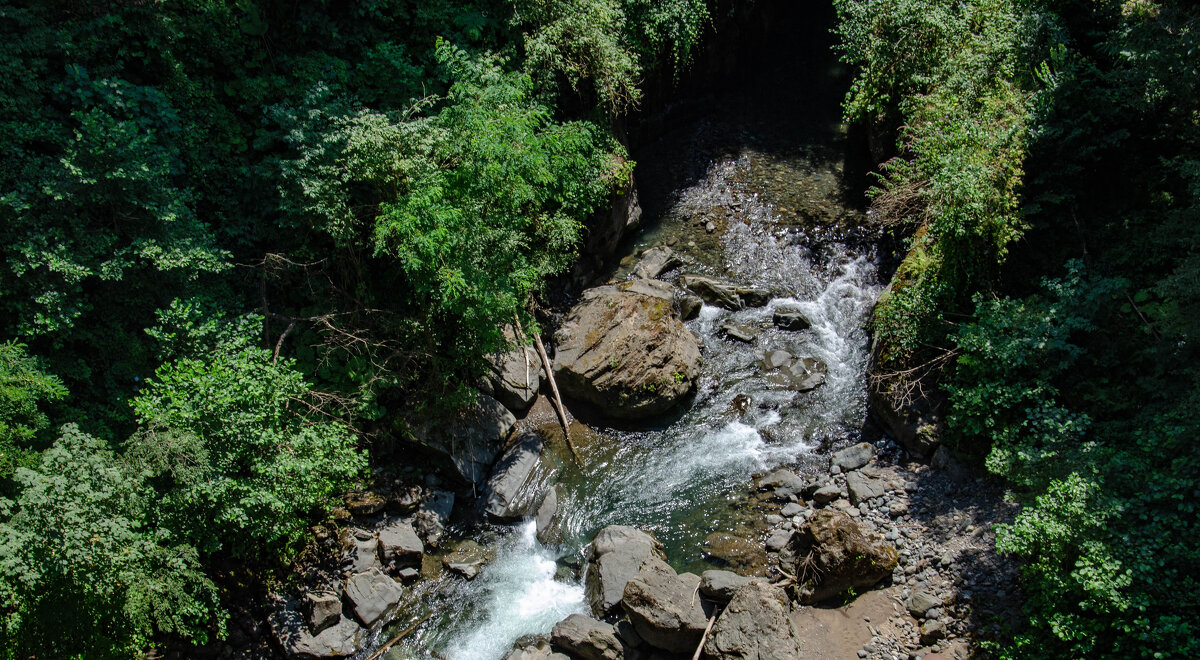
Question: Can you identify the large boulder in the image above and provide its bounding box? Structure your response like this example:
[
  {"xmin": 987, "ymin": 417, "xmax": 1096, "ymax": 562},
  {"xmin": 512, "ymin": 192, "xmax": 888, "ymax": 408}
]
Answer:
[
  {"xmin": 271, "ymin": 597, "xmax": 365, "ymax": 658},
  {"xmin": 377, "ymin": 518, "xmax": 424, "ymax": 566},
  {"xmin": 480, "ymin": 326, "xmax": 542, "ymax": 412},
  {"xmin": 343, "ymin": 568, "xmax": 404, "ymax": 626},
  {"xmin": 620, "ymin": 558, "xmax": 712, "ymax": 653},
  {"xmin": 553, "ymin": 280, "xmax": 702, "ymax": 419},
  {"xmin": 586, "ymin": 525, "xmax": 666, "ymax": 616},
  {"xmin": 484, "ymin": 432, "xmax": 545, "ymax": 520},
  {"xmin": 789, "ymin": 510, "xmax": 898, "ymax": 604},
  {"xmin": 551, "ymin": 614, "xmax": 628, "ymax": 660},
  {"xmin": 702, "ymin": 581, "xmax": 802, "ymax": 659},
  {"xmin": 408, "ymin": 394, "xmax": 515, "ymax": 488},
  {"xmin": 535, "ymin": 485, "xmax": 562, "ymax": 544}
]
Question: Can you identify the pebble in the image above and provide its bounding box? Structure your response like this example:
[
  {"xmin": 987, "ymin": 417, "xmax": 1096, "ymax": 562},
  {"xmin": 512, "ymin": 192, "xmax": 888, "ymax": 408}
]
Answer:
[{"xmin": 706, "ymin": 221, "xmax": 716, "ymax": 233}]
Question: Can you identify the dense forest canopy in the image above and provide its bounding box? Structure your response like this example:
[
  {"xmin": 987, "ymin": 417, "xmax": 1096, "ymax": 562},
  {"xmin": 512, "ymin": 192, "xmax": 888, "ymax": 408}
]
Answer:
[{"xmin": 0, "ymin": 0, "xmax": 1197, "ymax": 657}]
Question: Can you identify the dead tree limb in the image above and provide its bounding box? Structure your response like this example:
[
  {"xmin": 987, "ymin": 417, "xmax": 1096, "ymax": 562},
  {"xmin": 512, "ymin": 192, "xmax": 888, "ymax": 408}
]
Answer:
[
  {"xmin": 692, "ymin": 614, "xmax": 718, "ymax": 660},
  {"xmin": 515, "ymin": 314, "xmax": 581, "ymax": 465}
]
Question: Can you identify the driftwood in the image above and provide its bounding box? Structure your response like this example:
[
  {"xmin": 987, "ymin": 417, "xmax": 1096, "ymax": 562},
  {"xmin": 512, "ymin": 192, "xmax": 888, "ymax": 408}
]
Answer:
[
  {"xmin": 514, "ymin": 314, "xmax": 582, "ymax": 465},
  {"xmin": 365, "ymin": 611, "xmax": 434, "ymax": 660},
  {"xmin": 692, "ymin": 613, "xmax": 718, "ymax": 660}
]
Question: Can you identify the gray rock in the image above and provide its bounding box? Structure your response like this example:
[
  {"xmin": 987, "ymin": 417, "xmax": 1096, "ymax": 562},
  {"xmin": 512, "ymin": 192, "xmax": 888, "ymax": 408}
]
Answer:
[
  {"xmin": 908, "ymin": 591, "xmax": 940, "ymax": 618},
  {"xmin": 889, "ymin": 500, "xmax": 909, "ymax": 518},
  {"xmin": 789, "ymin": 510, "xmax": 898, "ymax": 604},
  {"xmin": 846, "ymin": 470, "xmax": 887, "ymax": 505},
  {"xmin": 932, "ymin": 445, "xmax": 971, "ymax": 481},
  {"xmin": 551, "ymin": 613, "xmax": 627, "ymax": 660},
  {"xmin": 536, "ymin": 485, "xmax": 561, "ymax": 544},
  {"xmin": 920, "ymin": 619, "xmax": 947, "ymax": 644},
  {"xmin": 504, "ymin": 640, "xmax": 571, "ymax": 660},
  {"xmin": 484, "ymin": 432, "xmax": 544, "ymax": 520},
  {"xmin": 377, "ymin": 518, "xmax": 423, "ymax": 566},
  {"xmin": 586, "ymin": 526, "xmax": 665, "ymax": 617},
  {"xmin": 703, "ymin": 581, "xmax": 802, "ymax": 659},
  {"xmin": 831, "ymin": 443, "xmax": 875, "ymax": 472},
  {"xmin": 705, "ymin": 221, "xmax": 717, "ymax": 234},
  {"xmin": 414, "ymin": 490, "xmax": 454, "ymax": 548},
  {"xmin": 408, "ymin": 394, "xmax": 515, "ymax": 488},
  {"xmin": 678, "ymin": 294, "xmax": 703, "ymax": 320},
  {"xmin": 761, "ymin": 350, "xmax": 793, "ymax": 370},
  {"xmin": 271, "ymin": 597, "xmax": 365, "ymax": 658},
  {"xmin": 756, "ymin": 468, "xmax": 804, "ymax": 493},
  {"xmin": 553, "ymin": 280, "xmax": 702, "ymax": 419},
  {"xmin": 736, "ymin": 287, "xmax": 771, "ymax": 308},
  {"xmin": 766, "ymin": 529, "xmax": 792, "ymax": 552},
  {"xmin": 718, "ymin": 320, "xmax": 758, "ymax": 343},
  {"xmin": 679, "ymin": 274, "xmax": 744, "ymax": 310},
  {"xmin": 305, "ymin": 592, "xmax": 342, "ymax": 636},
  {"xmin": 344, "ymin": 535, "xmax": 381, "ymax": 574},
  {"xmin": 781, "ymin": 502, "xmax": 805, "ymax": 517},
  {"xmin": 632, "ymin": 246, "xmax": 682, "ymax": 280},
  {"xmin": 772, "ymin": 303, "xmax": 812, "ymax": 331},
  {"xmin": 620, "ymin": 557, "xmax": 711, "ymax": 653},
  {"xmin": 343, "ymin": 568, "xmax": 404, "ymax": 626},
  {"xmin": 762, "ymin": 353, "xmax": 827, "ymax": 392},
  {"xmin": 396, "ymin": 567, "xmax": 420, "ymax": 581},
  {"xmin": 480, "ymin": 325, "xmax": 542, "ymax": 412},
  {"xmin": 699, "ymin": 570, "xmax": 754, "ymax": 602},
  {"xmin": 442, "ymin": 540, "xmax": 492, "ymax": 580},
  {"xmin": 812, "ymin": 483, "xmax": 843, "ymax": 505}
]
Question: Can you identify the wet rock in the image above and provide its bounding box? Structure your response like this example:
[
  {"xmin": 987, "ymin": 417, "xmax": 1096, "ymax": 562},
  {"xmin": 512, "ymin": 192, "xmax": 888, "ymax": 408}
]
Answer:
[
  {"xmin": 845, "ymin": 470, "xmax": 887, "ymax": 505},
  {"xmin": 346, "ymin": 491, "xmax": 387, "ymax": 516},
  {"xmin": 729, "ymin": 394, "xmax": 753, "ymax": 417},
  {"xmin": 679, "ymin": 274, "xmax": 744, "ymax": 310},
  {"xmin": 271, "ymin": 596, "xmax": 365, "ymax": 658},
  {"xmin": 443, "ymin": 540, "xmax": 493, "ymax": 580},
  {"xmin": 620, "ymin": 558, "xmax": 711, "ymax": 653},
  {"xmin": 700, "ymin": 570, "xmax": 754, "ymax": 602},
  {"xmin": 766, "ymin": 529, "xmax": 792, "ymax": 552},
  {"xmin": 703, "ymin": 581, "xmax": 802, "ymax": 659},
  {"xmin": 718, "ymin": 319, "xmax": 758, "ymax": 343},
  {"xmin": 761, "ymin": 351, "xmax": 827, "ymax": 392},
  {"xmin": 789, "ymin": 509, "xmax": 898, "ymax": 604},
  {"xmin": 408, "ymin": 394, "xmax": 515, "ymax": 488},
  {"xmin": 831, "ymin": 443, "xmax": 875, "ymax": 472},
  {"xmin": 536, "ymin": 485, "xmax": 561, "ymax": 544},
  {"xmin": 551, "ymin": 614, "xmax": 627, "ymax": 660},
  {"xmin": 480, "ymin": 325, "xmax": 542, "ymax": 412},
  {"xmin": 772, "ymin": 302, "xmax": 812, "ymax": 331},
  {"xmin": 377, "ymin": 518, "xmax": 423, "ymax": 566},
  {"xmin": 305, "ymin": 592, "xmax": 341, "ymax": 636},
  {"xmin": 632, "ymin": 246, "xmax": 682, "ymax": 280},
  {"xmin": 484, "ymin": 432, "xmax": 544, "ymax": 520},
  {"xmin": 414, "ymin": 490, "xmax": 454, "ymax": 548},
  {"xmin": 343, "ymin": 568, "xmax": 404, "ymax": 626},
  {"xmin": 704, "ymin": 531, "xmax": 769, "ymax": 575},
  {"xmin": 678, "ymin": 294, "xmax": 703, "ymax": 320},
  {"xmin": 553, "ymin": 280, "xmax": 702, "ymax": 419},
  {"xmin": 736, "ymin": 287, "xmax": 771, "ymax": 308},
  {"xmin": 586, "ymin": 526, "xmax": 666, "ymax": 616},
  {"xmin": 344, "ymin": 535, "xmax": 381, "ymax": 574},
  {"xmin": 505, "ymin": 639, "xmax": 571, "ymax": 660}
]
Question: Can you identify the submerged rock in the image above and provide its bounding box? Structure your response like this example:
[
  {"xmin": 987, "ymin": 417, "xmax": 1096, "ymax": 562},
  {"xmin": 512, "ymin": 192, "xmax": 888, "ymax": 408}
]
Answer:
[
  {"xmin": 586, "ymin": 525, "xmax": 666, "ymax": 616},
  {"xmin": 703, "ymin": 581, "xmax": 802, "ymax": 660},
  {"xmin": 719, "ymin": 319, "xmax": 758, "ymax": 343},
  {"xmin": 535, "ymin": 485, "xmax": 562, "ymax": 544},
  {"xmin": 762, "ymin": 351, "xmax": 827, "ymax": 392},
  {"xmin": 788, "ymin": 509, "xmax": 898, "ymax": 604},
  {"xmin": 442, "ymin": 539, "xmax": 494, "ymax": 580},
  {"xmin": 553, "ymin": 280, "xmax": 702, "ymax": 419}
]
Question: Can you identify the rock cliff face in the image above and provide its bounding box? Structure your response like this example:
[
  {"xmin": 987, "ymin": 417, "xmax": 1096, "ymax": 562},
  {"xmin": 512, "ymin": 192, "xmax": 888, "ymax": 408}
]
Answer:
[{"xmin": 553, "ymin": 280, "xmax": 702, "ymax": 419}]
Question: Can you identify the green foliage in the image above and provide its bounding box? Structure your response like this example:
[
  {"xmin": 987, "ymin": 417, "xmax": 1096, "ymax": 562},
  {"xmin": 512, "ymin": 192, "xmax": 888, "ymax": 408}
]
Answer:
[
  {"xmin": 131, "ymin": 318, "xmax": 366, "ymax": 562},
  {"xmin": 0, "ymin": 425, "xmax": 222, "ymax": 658},
  {"xmin": 0, "ymin": 343, "xmax": 66, "ymax": 484}
]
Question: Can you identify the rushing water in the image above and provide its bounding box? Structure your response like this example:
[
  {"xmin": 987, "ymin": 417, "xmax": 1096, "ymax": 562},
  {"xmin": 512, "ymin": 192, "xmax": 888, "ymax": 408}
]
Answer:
[{"xmin": 364, "ymin": 143, "xmax": 883, "ymax": 659}]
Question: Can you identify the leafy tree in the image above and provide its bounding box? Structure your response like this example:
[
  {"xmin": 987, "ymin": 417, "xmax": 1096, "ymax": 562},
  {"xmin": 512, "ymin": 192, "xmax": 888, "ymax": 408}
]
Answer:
[
  {"xmin": 0, "ymin": 425, "xmax": 221, "ymax": 658},
  {"xmin": 0, "ymin": 343, "xmax": 67, "ymax": 484},
  {"xmin": 131, "ymin": 317, "xmax": 366, "ymax": 563}
]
